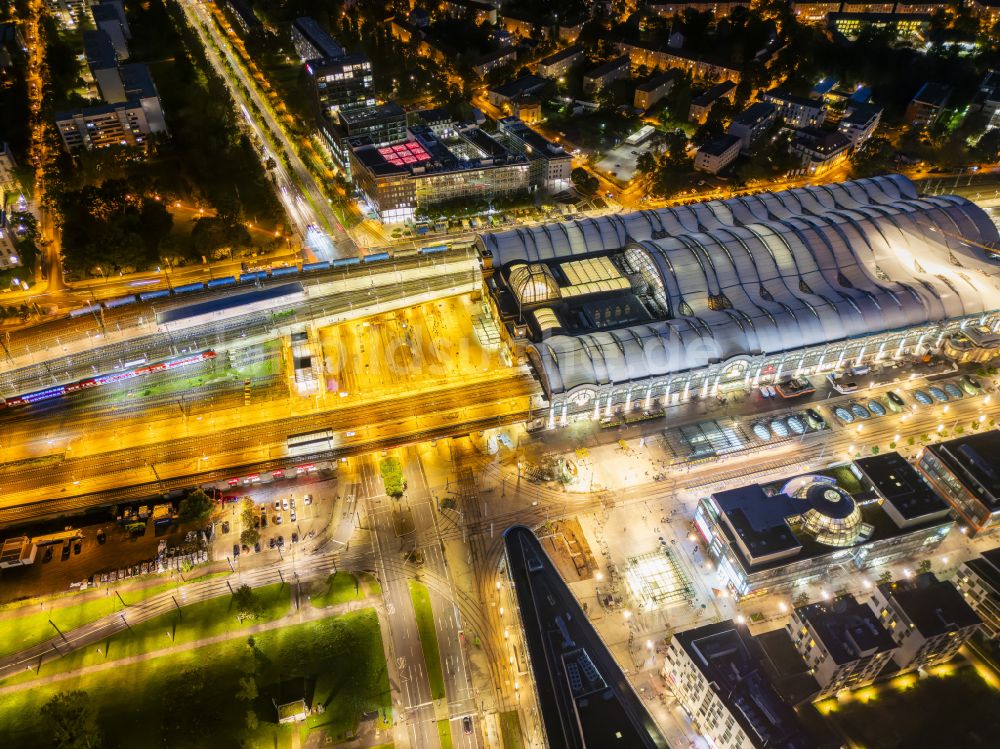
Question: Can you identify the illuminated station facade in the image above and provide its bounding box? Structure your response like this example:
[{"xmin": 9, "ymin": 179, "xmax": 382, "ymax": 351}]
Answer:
[{"xmin": 479, "ymin": 175, "xmax": 1000, "ymax": 429}]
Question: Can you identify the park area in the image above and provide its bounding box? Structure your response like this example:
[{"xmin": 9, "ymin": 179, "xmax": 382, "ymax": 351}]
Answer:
[{"xmin": 0, "ymin": 603, "xmax": 391, "ymax": 749}]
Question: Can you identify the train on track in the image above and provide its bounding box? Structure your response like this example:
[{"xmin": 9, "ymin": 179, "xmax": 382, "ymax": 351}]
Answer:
[
  {"xmin": 68, "ymin": 244, "xmax": 452, "ymax": 318},
  {"xmin": 0, "ymin": 350, "xmax": 217, "ymax": 410}
]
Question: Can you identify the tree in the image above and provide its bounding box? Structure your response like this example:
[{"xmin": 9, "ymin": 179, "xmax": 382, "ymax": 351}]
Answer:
[
  {"xmin": 380, "ymin": 457, "xmax": 406, "ymax": 498},
  {"xmin": 917, "ymin": 559, "xmax": 932, "ymax": 575},
  {"xmin": 42, "ymin": 690, "xmax": 102, "ymax": 749},
  {"xmin": 571, "ymin": 167, "xmax": 599, "ymax": 196},
  {"xmin": 877, "ymin": 570, "xmax": 893, "ymax": 585},
  {"xmin": 236, "ymin": 675, "xmax": 258, "ymax": 702},
  {"xmin": 178, "ymin": 489, "xmax": 214, "ymax": 524},
  {"xmin": 233, "ymin": 584, "xmax": 263, "ymax": 622},
  {"xmin": 240, "ymin": 528, "xmax": 260, "ymax": 548},
  {"xmin": 851, "ymin": 136, "xmax": 896, "ymax": 178}
]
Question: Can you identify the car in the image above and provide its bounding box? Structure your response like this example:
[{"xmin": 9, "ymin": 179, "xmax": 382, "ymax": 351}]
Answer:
[
  {"xmin": 277, "ymin": 536, "xmax": 285, "ymax": 547},
  {"xmin": 463, "ymin": 716, "xmax": 472, "ymax": 734},
  {"xmin": 304, "ymin": 494, "xmax": 312, "ymax": 506},
  {"xmin": 805, "ymin": 408, "xmax": 827, "ymax": 429},
  {"xmin": 275, "ymin": 513, "xmax": 283, "ymax": 524},
  {"xmin": 886, "ymin": 390, "xmax": 905, "ymax": 408},
  {"xmin": 73, "ymin": 541, "xmax": 81, "ymax": 555},
  {"xmin": 43, "ymin": 546, "xmax": 53, "ymax": 562},
  {"xmin": 222, "ymin": 521, "xmax": 230, "ymax": 534},
  {"xmin": 274, "ymin": 500, "xmax": 281, "ymax": 511},
  {"xmin": 282, "ymin": 498, "xmax": 289, "ymax": 510},
  {"xmin": 232, "ymin": 544, "xmax": 240, "ymax": 558},
  {"xmin": 291, "ymin": 532, "xmax": 299, "ymax": 544},
  {"xmin": 61, "ymin": 543, "xmax": 70, "ymax": 560},
  {"xmin": 260, "ymin": 514, "xmax": 267, "ymax": 528},
  {"xmin": 290, "ymin": 511, "xmax": 297, "ymax": 522},
  {"xmin": 254, "ymin": 542, "xmax": 261, "ymax": 553},
  {"xmin": 290, "ymin": 497, "xmax": 295, "ymax": 509},
  {"xmin": 269, "ymin": 537, "xmax": 276, "ymax": 549},
  {"xmin": 96, "ymin": 529, "xmax": 106, "ymax": 544}
]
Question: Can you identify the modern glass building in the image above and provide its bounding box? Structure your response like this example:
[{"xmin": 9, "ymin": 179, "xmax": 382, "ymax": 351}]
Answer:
[{"xmin": 478, "ymin": 175, "xmax": 1000, "ymax": 428}]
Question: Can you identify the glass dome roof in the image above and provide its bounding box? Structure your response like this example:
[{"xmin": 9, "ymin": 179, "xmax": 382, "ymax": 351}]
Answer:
[
  {"xmin": 508, "ymin": 263, "xmax": 560, "ymax": 306},
  {"xmin": 782, "ymin": 476, "xmax": 867, "ymax": 548}
]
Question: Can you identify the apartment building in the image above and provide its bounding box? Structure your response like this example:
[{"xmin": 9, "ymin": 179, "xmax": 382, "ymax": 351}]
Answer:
[
  {"xmin": 727, "ymin": 102, "xmax": 777, "ymax": 151},
  {"xmin": 763, "ymin": 88, "xmax": 827, "ymax": 127},
  {"xmin": 689, "ymin": 80, "xmax": 736, "ymax": 123},
  {"xmin": 291, "ymin": 17, "xmax": 344, "ymax": 62},
  {"xmin": 536, "ymin": 45, "xmax": 584, "ymax": 79},
  {"xmin": 954, "ymin": 547, "xmax": 1000, "ymax": 639},
  {"xmin": 583, "ymin": 55, "xmax": 630, "ymax": 94},
  {"xmin": 634, "ymin": 70, "xmax": 680, "ymax": 111}
]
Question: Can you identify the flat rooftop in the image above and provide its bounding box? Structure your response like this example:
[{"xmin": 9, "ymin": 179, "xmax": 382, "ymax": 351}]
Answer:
[
  {"xmin": 879, "ymin": 573, "xmax": 981, "ymax": 637},
  {"xmin": 795, "ymin": 597, "xmax": 896, "ymax": 665},
  {"xmin": 156, "ymin": 283, "xmax": 304, "ymax": 324},
  {"xmin": 925, "ymin": 430, "xmax": 1000, "ymax": 507},
  {"xmin": 965, "ymin": 546, "xmax": 1000, "ymax": 594},
  {"xmin": 674, "ymin": 622, "xmax": 814, "ymax": 748},
  {"xmin": 854, "ymin": 452, "xmax": 949, "ymax": 520}
]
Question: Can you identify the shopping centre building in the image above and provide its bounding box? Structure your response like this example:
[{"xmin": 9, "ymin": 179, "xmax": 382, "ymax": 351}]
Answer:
[{"xmin": 478, "ymin": 175, "xmax": 1000, "ymax": 428}]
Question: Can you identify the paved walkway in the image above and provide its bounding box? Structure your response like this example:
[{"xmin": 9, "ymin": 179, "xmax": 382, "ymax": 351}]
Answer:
[{"xmin": 0, "ymin": 597, "xmax": 376, "ymax": 696}]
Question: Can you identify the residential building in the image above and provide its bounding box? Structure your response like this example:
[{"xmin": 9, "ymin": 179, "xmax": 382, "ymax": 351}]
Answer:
[
  {"xmin": 512, "ymin": 98, "xmax": 542, "ymax": 124},
  {"xmin": 117, "ymin": 63, "xmax": 167, "ymax": 134},
  {"xmin": 55, "ymin": 100, "xmax": 155, "ymax": 152},
  {"xmin": 487, "ymin": 75, "xmax": 547, "ymax": 109},
  {"xmin": 663, "ymin": 622, "xmax": 814, "ymax": 749},
  {"xmin": 838, "ymin": 102, "xmax": 882, "ymax": 147},
  {"xmin": 954, "ymin": 547, "xmax": 1000, "ymax": 639},
  {"xmin": 306, "ymin": 54, "xmax": 375, "ymax": 121},
  {"xmin": 557, "ymin": 16, "xmax": 587, "ymax": 43},
  {"xmin": 45, "ymin": 0, "xmax": 89, "ymax": 28},
  {"xmin": 972, "ymin": 69, "xmax": 1000, "ymax": 129},
  {"xmin": 617, "ymin": 40, "xmax": 740, "ymax": 84},
  {"xmin": 970, "ymin": 0, "xmax": 1000, "ymax": 25},
  {"xmin": 791, "ymin": 127, "xmax": 851, "ymax": 175},
  {"xmin": 727, "ymin": 102, "xmax": 777, "ymax": 151},
  {"xmin": 320, "ymin": 101, "xmax": 407, "ymax": 179},
  {"xmin": 689, "ymin": 80, "xmax": 736, "ymax": 123},
  {"xmin": 649, "ymin": 1, "xmax": 750, "ymax": 14},
  {"xmin": 0, "ymin": 141, "xmax": 17, "ymax": 193},
  {"xmin": 828, "ymin": 11, "xmax": 932, "ymax": 40},
  {"xmin": 472, "ymin": 47, "xmax": 518, "ymax": 79},
  {"xmin": 694, "ymin": 459, "xmax": 954, "ymax": 597},
  {"xmin": 905, "ymin": 82, "xmax": 952, "ymax": 126},
  {"xmin": 91, "ymin": 2, "xmax": 130, "ymax": 60},
  {"xmin": 868, "ymin": 573, "xmax": 981, "ymax": 671},
  {"xmin": 408, "ymin": 8, "xmax": 430, "ymax": 28},
  {"xmin": 349, "ymin": 124, "xmax": 532, "ymax": 223},
  {"xmin": 763, "ymin": 88, "xmax": 827, "ymax": 127},
  {"xmin": 291, "ymin": 17, "xmax": 344, "ymax": 62},
  {"xmin": 0, "ymin": 208, "xmax": 22, "ymax": 270},
  {"xmin": 222, "ymin": 0, "xmax": 264, "ymax": 38},
  {"xmin": 536, "ymin": 45, "xmax": 584, "ymax": 79},
  {"xmin": 499, "ymin": 14, "xmax": 548, "ymax": 40},
  {"xmin": 634, "ymin": 70, "xmax": 680, "ymax": 111},
  {"xmin": 789, "ymin": 596, "xmax": 897, "ymax": 698},
  {"xmin": 83, "ymin": 30, "xmax": 124, "ymax": 102},
  {"xmin": 694, "ymin": 134, "xmax": 741, "ymax": 173},
  {"xmin": 918, "ymin": 430, "xmax": 1000, "ymax": 535},
  {"xmin": 442, "ymin": 0, "xmax": 497, "ymax": 24},
  {"xmin": 583, "ymin": 55, "xmax": 630, "ymax": 94},
  {"xmin": 496, "ymin": 117, "xmax": 572, "ymax": 193}
]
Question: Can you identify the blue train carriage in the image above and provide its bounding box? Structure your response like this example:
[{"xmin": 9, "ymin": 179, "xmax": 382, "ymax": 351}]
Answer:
[
  {"xmin": 206, "ymin": 276, "xmax": 237, "ymax": 288},
  {"xmin": 173, "ymin": 282, "xmax": 207, "ymax": 294},
  {"xmin": 139, "ymin": 289, "xmax": 171, "ymax": 301}
]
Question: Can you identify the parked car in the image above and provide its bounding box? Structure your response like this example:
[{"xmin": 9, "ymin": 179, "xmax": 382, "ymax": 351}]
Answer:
[
  {"xmin": 277, "ymin": 536, "xmax": 285, "ymax": 547},
  {"xmin": 463, "ymin": 717, "xmax": 472, "ymax": 734},
  {"xmin": 290, "ymin": 511, "xmax": 296, "ymax": 522},
  {"xmin": 232, "ymin": 544, "xmax": 240, "ymax": 558},
  {"xmin": 73, "ymin": 541, "xmax": 82, "ymax": 555},
  {"xmin": 304, "ymin": 494, "xmax": 313, "ymax": 506},
  {"xmin": 222, "ymin": 521, "xmax": 230, "ymax": 534},
  {"xmin": 43, "ymin": 546, "xmax": 53, "ymax": 562},
  {"xmin": 96, "ymin": 529, "xmax": 106, "ymax": 544},
  {"xmin": 291, "ymin": 532, "xmax": 298, "ymax": 544},
  {"xmin": 269, "ymin": 537, "xmax": 276, "ymax": 549}
]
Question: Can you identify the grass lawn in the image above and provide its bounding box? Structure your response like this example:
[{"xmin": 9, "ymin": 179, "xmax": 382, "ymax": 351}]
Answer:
[
  {"xmin": 0, "ymin": 608, "xmax": 390, "ymax": 749},
  {"xmin": 817, "ymin": 464, "xmax": 864, "ymax": 495},
  {"xmin": 0, "ymin": 583, "xmax": 290, "ymax": 686},
  {"xmin": 818, "ymin": 665, "xmax": 1000, "ymax": 748},
  {"xmin": 309, "ymin": 572, "xmax": 365, "ymax": 608},
  {"xmin": 408, "ymin": 580, "xmax": 446, "ymax": 701},
  {"xmin": 500, "ymin": 710, "xmax": 524, "ymax": 749},
  {"xmin": 437, "ymin": 718, "xmax": 454, "ymax": 749}
]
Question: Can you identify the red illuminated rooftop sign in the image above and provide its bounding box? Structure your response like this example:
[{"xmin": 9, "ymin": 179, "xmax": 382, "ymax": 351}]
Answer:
[{"xmin": 378, "ymin": 141, "xmax": 430, "ymax": 166}]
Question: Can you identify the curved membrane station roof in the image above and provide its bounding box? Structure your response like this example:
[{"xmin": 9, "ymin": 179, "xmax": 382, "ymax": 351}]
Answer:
[{"xmin": 479, "ymin": 175, "xmax": 1000, "ymax": 396}]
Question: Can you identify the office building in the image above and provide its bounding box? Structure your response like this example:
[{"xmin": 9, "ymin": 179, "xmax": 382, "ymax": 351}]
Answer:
[
  {"xmin": 496, "ymin": 117, "xmax": 572, "ymax": 193},
  {"xmin": 727, "ymin": 102, "xmax": 777, "ymax": 151},
  {"xmin": 918, "ymin": 430, "xmax": 1000, "ymax": 535},
  {"xmin": 291, "ymin": 17, "xmax": 344, "ymax": 62},
  {"xmin": 91, "ymin": 2, "xmax": 130, "ymax": 60},
  {"xmin": 789, "ymin": 596, "xmax": 897, "ymax": 698},
  {"xmin": 763, "ymin": 88, "xmax": 827, "ymax": 127},
  {"xmin": 693, "ymin": 459, "xmax": 954, "ymax": 596},
  {"xmin": 634, "ymin": 70, "xmax": 680, "ymax": 111},
  {"xmin": 306, "ymin": 54, "xmax": 375, "ymax": 121},
  {"xmin": 689, "ymin": 80, "xmax": 736, "ymax": 123},
  {"xmin": 663, "ymin": 622, "xmax": 814, "ymax": 748},
  {"xmin": 537, "ymin": 45, "xmax": 584, "ymax": 80},
  {"xmin": 694, "ymin": 134, "xmax": 741, "ymax": 174},
  {"xmin": 838, "ymin": 102, "xmax": 882, "ymax": 148},
  {"xmin": 349, "ymin": 124, "xmax": 532, "ymax": 223},
  {"xmin": 320, "ymin": 101, "xmax": 407, "ymax": 180},
  {"xmin": 583, "ymin": 55, "xmax": 630, "ymax": 94},
  {"xmin": 869, "ymin": 573, "xmax": 981, "ymax": 671},
  {"xmin": 791, "ymin": 127, "xmax": 851, "ymax": 175},
  {"xmin": 905, "ymin": 82, "xmax": 952, "ymax": 125},
  {"xmin": 829, "ymin": 11, "xmax": 931, "ymax": 40},
  {"xmin": 954, "ymin": 546, "xmax": 1000, "ymax": 639}
]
